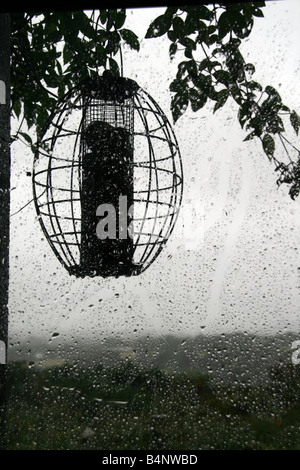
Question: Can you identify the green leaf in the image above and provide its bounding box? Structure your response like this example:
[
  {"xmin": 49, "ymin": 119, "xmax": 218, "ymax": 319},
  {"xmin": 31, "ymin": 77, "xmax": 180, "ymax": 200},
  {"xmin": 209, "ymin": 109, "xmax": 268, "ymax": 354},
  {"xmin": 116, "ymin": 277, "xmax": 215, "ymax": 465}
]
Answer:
[
  {"xmin": 172, "ymin": 16, "xmax": 185, "ymax": 38},
  {"xmin": 238, "ymin": 102, "xmax": 251, "ymax": 128},
  {"xmin": 189, "ymin": 88, "xmax": 207, "ymax": 112},
  {"xmin": 167, "ymin": 30, "xmax": 177, "ymax": 42},
  {"xmin": 290, "ymin": 110, "xmax": 300, "ymax": 135},
  {"xmin": 145, "ymin": 14, "xmax": 173, "ymax": 38},
  {"xmin": 184, "ymin": 11, "xmax": 199, "ymax": 35},
  {"xmin": 214, "ymin": 69, "xmax": 231, "ymax": 86},
  {"xmin": 196, "ymin": 21, "xmax": 208, "ymax": 44},
  {"xmin": 165, "ymin": 6, "xmax": 178, "ymax": 18},
  {"xmin": 228, "ymin": 83, "xmax": 243, "ymax": 105},
  {"xmin": 244, "ymin": 63, "xmax": 255, "ymax": 75},
  {"xmin": 106, "ymin": 13, "xmax": 114, "ymax": 31},
  {"xmin": 199, "ymin": 58, "xmax": 220, "ymax": 72},
  {"xmin": 191, "ymin": 73, "xmax": 212, "ymax": 95},
  {"xmin": 111, "ymin": 9, "xmax": 126, "ymax": 29},
  {"xmin": 109, "ymin": 57, "xmax": 120, "ymax": 77},
  {"xmin": 247, "ymin": 81, "xmax": 262, "ymax": 91},
  {"xmin": 218, "ymin": 12, "xmax": 231, "ymax": 40},
  {"xmin": 169, "ymin": 42, "xmax": 177, "ymax": 60},
  {"xmin": 253, "ymin": 8, "xmax": 264, "ymax": 17},
  {"xmin": 176, "ymin": 61, "xmax": 189, "ymax": 79},
  {"xmin": 170, "ymin": 78, "xmax": 187, "ymax": 93},
  {"xmin": 179, "ymin": 37, "xmax": 196, "ymax": 50},
  {"xmin": 44, "ymin": 72, "xmax": 58, "ymax": 88},
  {"xmin": 19, "ymin": 132, "xmax": 32, "ymax": 145},
  {"xmin": 186, "ymin": 60, "xmax": 198, "ymax": 78},
  {"xmin": 265, "ymin": 85, "xmax": 281, "ymax": 102},
  {"xmin": 105, "ymin": 32, "xmax": 121, "ymax": 55},
  {"xmin": 231, "ymin": 11, "xmax": 253, "ymax": 39},
  {"xmin": 99, "ymin": 10, "xmax": 107, "ymax": 25},
  {"xmin": 171, "ymin": 92, "xmax": 189, "ymax": 123},
  {"xmin": 262, "ymin": 133, "xmax": 275, "ymax": 159},
  {"xmin": 12, "ymin": 99, "xmax": 21, "ymax": 119},
  {"xmin": 120, "ymin": 29, "xmax": 140, "ymax": 51},
  {"xmin": 243, "ymin": 131, "xmax": 256, "ymax": 141},
  {"xmin": 213, "ymin": 89, "xmax": 229, "ymax": 113},
  {"xmin": 73, "ymin": 11, "xmax": 95, "ymax": 40},
  {"xmin": 96, "ymin": 44, "xmax": 107, "ymax": 66},
  {"xmin": 197, "ymin": 5, "xmax": 213, "ymax": 21}
]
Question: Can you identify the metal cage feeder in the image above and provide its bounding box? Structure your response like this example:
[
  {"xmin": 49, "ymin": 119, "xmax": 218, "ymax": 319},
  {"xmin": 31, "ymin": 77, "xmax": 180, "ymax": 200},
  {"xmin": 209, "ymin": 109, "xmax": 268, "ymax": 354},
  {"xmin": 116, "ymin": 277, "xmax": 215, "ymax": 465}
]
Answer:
[{"xmin": 33, "ymin": 72, "xmax": 183, "ymax": 278}]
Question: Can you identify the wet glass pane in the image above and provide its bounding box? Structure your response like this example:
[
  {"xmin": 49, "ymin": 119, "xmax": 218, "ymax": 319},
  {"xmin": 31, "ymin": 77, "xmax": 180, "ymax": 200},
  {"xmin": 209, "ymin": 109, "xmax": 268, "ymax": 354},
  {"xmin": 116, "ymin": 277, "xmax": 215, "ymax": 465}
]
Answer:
[{"xmin": 4, "ymin": 1, "xmax": 300, "ymax": 451}]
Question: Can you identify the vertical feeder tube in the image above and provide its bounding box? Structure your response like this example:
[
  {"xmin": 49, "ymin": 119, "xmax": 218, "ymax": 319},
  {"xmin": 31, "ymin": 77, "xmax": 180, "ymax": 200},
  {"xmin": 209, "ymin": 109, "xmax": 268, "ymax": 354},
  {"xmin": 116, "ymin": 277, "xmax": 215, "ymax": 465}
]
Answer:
[{"xmin": 80, "ymin": 75, "xmax": 135, "ymax": 277}]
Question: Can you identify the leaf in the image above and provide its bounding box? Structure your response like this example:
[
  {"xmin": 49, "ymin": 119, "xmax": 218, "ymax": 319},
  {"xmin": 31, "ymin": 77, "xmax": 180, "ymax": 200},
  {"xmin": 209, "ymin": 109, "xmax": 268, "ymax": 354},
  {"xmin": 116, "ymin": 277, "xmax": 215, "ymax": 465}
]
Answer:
[
  {"xmin": 73, "ymin": 11, "xmax": 95, "ymax": 40},
  {"xmin": 196, "ymin": 21, "xmax": 208, "ymax": 44},
  {"xmin": 262, "ymin": 133, "xmax": 275, "ymax": 159},
  {"xmin": 238, "ymin": 102, "xmax": 251, "ymax": 128},
  {"xmin": 109, "ymin": 58, "xmax": 120, "ymax": 77},
  {"xmin": 244, "ymin": 63, "xmax": 255, "ymax": 75},
  {"xmin": 145, "ymin": 14, "xmax": 173, "ymax": 38},
  {"xmin": 99, "ymin": 10, "xmax": 107, "ymax": 25},
  {"xmin": 190, "ymin": 73, "xmax": 206, "ymax": 91},
  {"xmin": 170, "ymin": 78, "xmax": 187, "ymax": 93},
  {"xmin": 176, "ymin": 61, "xmax": 189, "ymax": 79},
  {"xmin": 228, "ymin": 83, "xmax": 243, "ymax": 105},
  {"xmin": 179, "ymin": 37, "xmax": 196, "ymax": 50},
  {"xmin": 106, "ymin": 13, "xmax": 114, "ymax": 31},
  {"xmin": 199, "ymin": 58, "xmax": 220, "ymax": 72},
  {"xmin": 96, "ymin": 44, "xmax": 107, "ymax": 65},
  {"xmin": 19, "ymin": 132, "xmax": 32, "ymax": 145},
  {"xmin": 290, "ymin": 184, "xmax": 300, "ymax": 200},
  {"xmin": 171, "ymin": 92, "xmax": 189, "ymax": 123},
  {"xmin": 167, "ymin": 30, "xmax": 177, "ymax": 42},
  {"xmin": 247, "ymin": 81, "xmax": 262, "ymax": 91},
  {"xmin": 213, "ymin": 89, "xmax": 229, "ymax": 113},
  {"xmin": 243, "ymin": 131, "xmax": 256, "ymax": 141},
  {"xmin": 112, "ymin": 9, "xmax": 126, "ymax": 29},
  {"xmin": 172, "ymin": 16, "xmax": 185, "ymax": 38},
  {"xmin": 184, "ymin": 47, "xmax": 193, "ymax": 59},
  {"xmin": 165, "ymin": 6, "xmax": 178, "ymax": 18},
  {"xmin": 265, "ymin": 85, "xmax": 281, "ymax": 102},
  {"xmin": 189, "ymin": 88, "xmax": 207, "ymax": 112},
  {"xmin": 120, "ymin": 29, "xmax": 140, "ymax": 51},
  {"xmin": 290, "ymin": 110, "xmax": 300, "ymax": 135},
  {"xmin": 105, "ymin": 32, "xmax": 121, "ymax": 55},
  {"xmin": 191, "ymin": 73, "xmax": 212, "ymax": 96},
  {"xmin": 214, "ymin": 69, "xmax": 231, "ymax": 86},
  {"xmin": 185, "ymin": 60, "xmax": 198, "ymax": 78},
  {"xmin": 44, "ymin": 72, "xmax": 58, "ymax": 88},
  {"xmin": 12, "ymin": 99, "xmax": 21, "ymax": 119},
  {"xmin": 231, "ymin": 10, "xmax": 253, "ymax": 39},
  {"xmin": 197, "ymin": 5, "xmax": 213, "ymax": 21},
  {"xmin": 184, "ymin": 11, "xmax": 199, "ymax": 35},
  {"xmin": 218, "ymin": 12, "xmax": 231, "ymax": 40},
  {"xmin": 253, "ymin": 8, "xmax": 264, "ymax": 17},
  {"xmin": 169, "ymin": 42, "xmax": 177, "ymax": 60}
]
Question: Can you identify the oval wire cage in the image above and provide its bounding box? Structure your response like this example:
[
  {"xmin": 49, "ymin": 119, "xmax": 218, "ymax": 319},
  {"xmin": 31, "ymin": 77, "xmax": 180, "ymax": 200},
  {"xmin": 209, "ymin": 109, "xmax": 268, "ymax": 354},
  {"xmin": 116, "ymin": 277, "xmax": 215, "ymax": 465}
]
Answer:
[{"xmin": 33, "ymin": 73, "xmax": 183, "ymax": 278}]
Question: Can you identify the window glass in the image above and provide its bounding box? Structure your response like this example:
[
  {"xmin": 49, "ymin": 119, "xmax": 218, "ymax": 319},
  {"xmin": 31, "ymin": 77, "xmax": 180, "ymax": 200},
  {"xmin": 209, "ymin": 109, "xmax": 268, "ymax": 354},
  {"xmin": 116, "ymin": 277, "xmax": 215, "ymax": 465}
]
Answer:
[{"xmin": 6, "ymin": 1, "xmax": 300, "ymax": 450}]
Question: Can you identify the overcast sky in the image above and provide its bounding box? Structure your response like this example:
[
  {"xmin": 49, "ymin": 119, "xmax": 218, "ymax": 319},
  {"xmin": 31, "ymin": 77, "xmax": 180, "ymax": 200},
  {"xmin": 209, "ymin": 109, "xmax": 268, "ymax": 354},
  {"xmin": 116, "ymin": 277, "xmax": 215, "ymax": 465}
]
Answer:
[{"xmin": 8, "ymin": 1, "xmax": 300, "ymax": 354}]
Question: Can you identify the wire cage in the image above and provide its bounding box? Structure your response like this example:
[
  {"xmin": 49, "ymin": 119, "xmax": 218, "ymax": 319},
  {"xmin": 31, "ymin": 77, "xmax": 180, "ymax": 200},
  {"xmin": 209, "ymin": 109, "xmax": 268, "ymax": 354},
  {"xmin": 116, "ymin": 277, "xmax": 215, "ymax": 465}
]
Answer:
[{"xmin": 33, "ymin": 72, "xmax": 183, "ymax": 278}]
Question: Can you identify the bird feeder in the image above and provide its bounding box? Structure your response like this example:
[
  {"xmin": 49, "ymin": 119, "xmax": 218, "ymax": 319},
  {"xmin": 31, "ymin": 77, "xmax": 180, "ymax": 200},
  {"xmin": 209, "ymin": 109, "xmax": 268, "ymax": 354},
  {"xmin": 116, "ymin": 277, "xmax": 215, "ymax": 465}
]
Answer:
[{"xmin": 33, "ymin": 71, "xmax": 183, "ymax": 278}]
